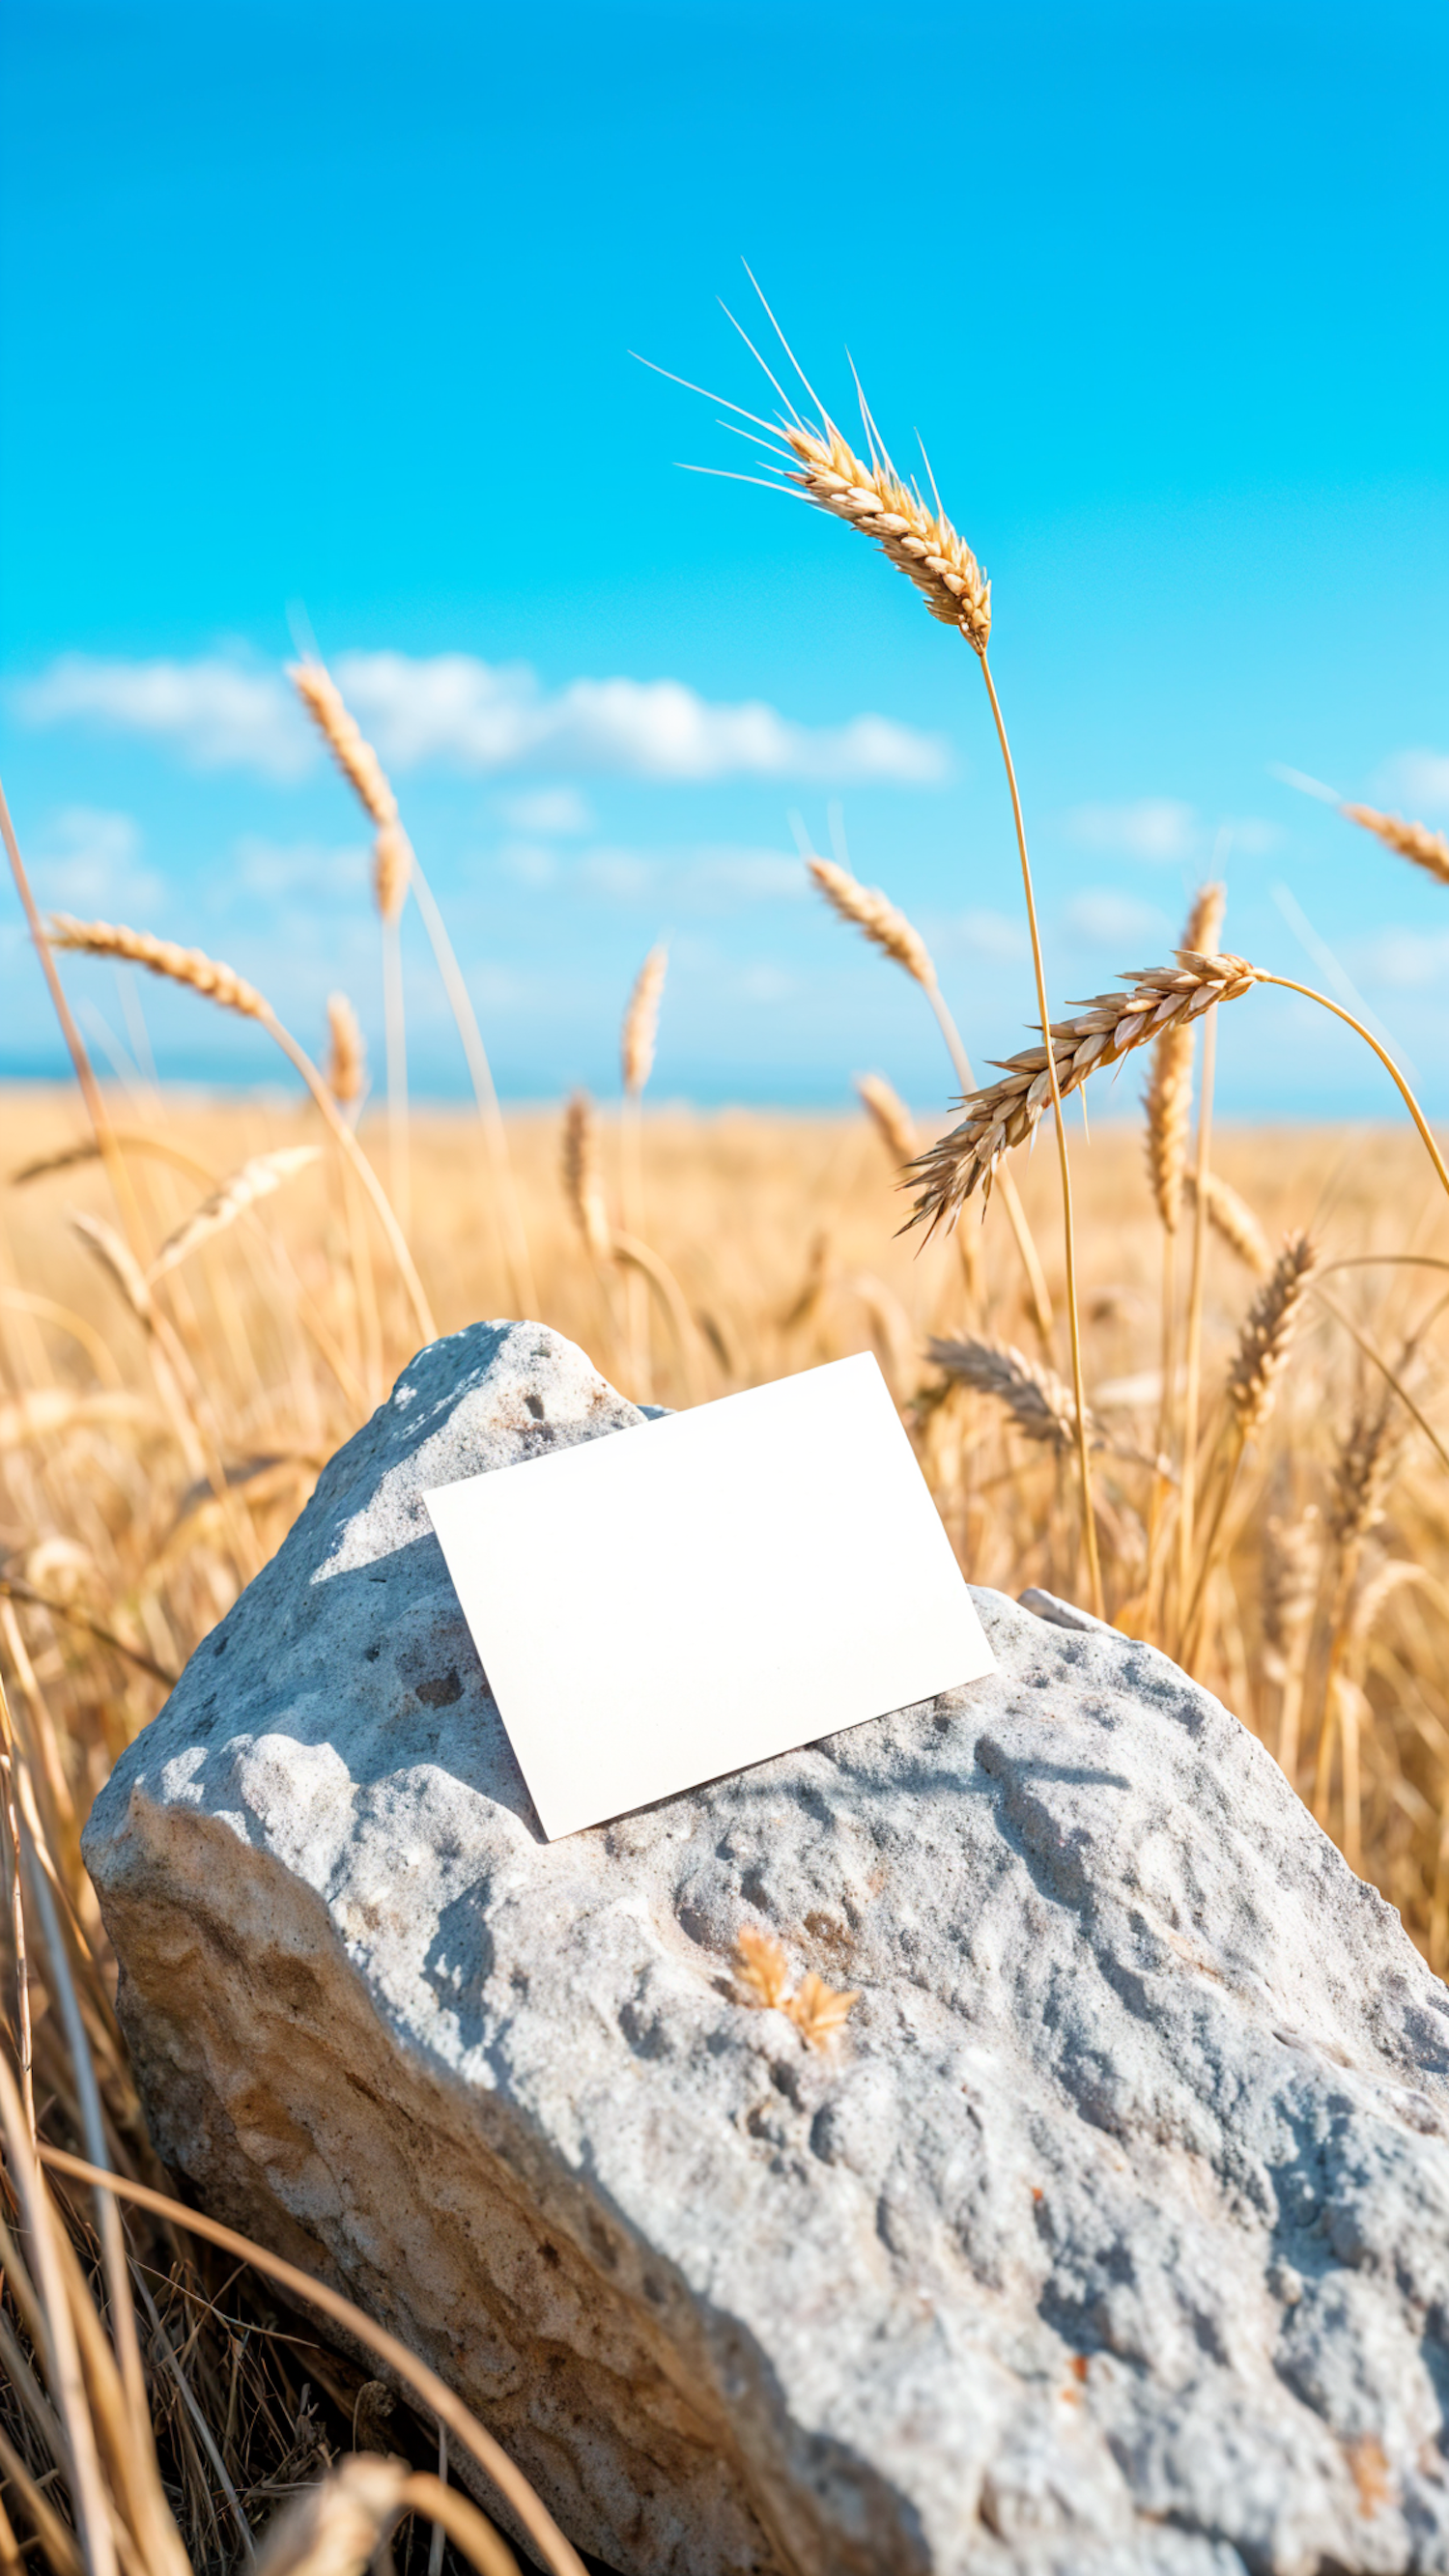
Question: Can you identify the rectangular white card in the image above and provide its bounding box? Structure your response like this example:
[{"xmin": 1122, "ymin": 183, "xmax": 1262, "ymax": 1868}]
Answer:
[{"xmin": 424, "ymin": 1351, "xmax": 994, "ymax": 1839}]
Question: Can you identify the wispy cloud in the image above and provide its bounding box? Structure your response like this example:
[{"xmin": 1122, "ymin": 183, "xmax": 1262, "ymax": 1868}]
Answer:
[
  {"xmin": 14, "ymin": 647, "xmax": 949, "ymax": 786},
  {"xmin": 1359, "ymin": 927, "xmax": 1449, "ymax": 991},
  {"xmin": 334, "ymin": 651, "xmax": 949, "ymax": 784},
  {"xmin": 1064, "ymin": 888, "xmax": 1171, "ymax": 949},
  {"xmin": 14, "ymin": 657, "xmax": 311, "ymax": 779},
  {"xmin": 29, "ymin": 807, "xmax": 164, "ymax": 914},
  {"xmin": 497, "ymin": 786, "xmax": 594, "ymax": 835},
  {"xmin": 1065, "ymin": 799, "xmax": 1198, "ymax": 863},
  {"xmin": 1373, "ymin": 748, "xmax": 1449, "ymax": 817},
  {"xmin": 232, "ymin": 836, "xmax": 370, "ymax": 901}
]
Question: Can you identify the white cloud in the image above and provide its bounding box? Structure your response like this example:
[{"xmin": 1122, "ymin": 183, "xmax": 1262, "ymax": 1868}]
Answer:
[
  {"xmin": 1359, "ymin": 928, "xmax": 1449, "ymax": 991},
  {"xmin": 334, "ymin": 651, "xmax": 949, "ymax": 783},
  {"xmin": 30, "ymin": 807, "xmax": 164, "ymax": 914},
  {"xmin": 232, "ymin": 836, "xmax": 369, "ymax": 900},
  {"xmin": 14, "ymin": 648, "xmax": 950, "ymax": 787},
  {"xmin": 940, "ymin": 907, "xmax": 1028, "ymax": 964},
  {"xmin": 1373, "ymin": 749, "xmax": 1449, "ymax": 817},
  {"xmin": 1066, "ymin": 798, "xmax": 1198, "ymax": 863},
  {"xmin": 1064, "ymin": 889, "xmax": 1171, "ymax": 949},
  {"xmin": 14, "ymin": 656, "xmax": 309, "ymax": 778},
  {"xmin": 499, "ymin": 787, "xmax": 593, "ymax": 835}
]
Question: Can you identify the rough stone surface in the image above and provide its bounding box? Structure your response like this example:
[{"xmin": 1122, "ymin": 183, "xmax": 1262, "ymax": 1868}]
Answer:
[{"xmin": 84, "ymin": 1321, "xmax": 1449, "ymax": 2576}]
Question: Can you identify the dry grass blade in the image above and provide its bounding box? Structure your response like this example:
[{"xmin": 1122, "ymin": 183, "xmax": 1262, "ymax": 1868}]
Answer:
[
  {"xmin": 41, "ymin": 2147, "xmax": 588, "ymax": 2576},
  {"xmin": 325, "ymin": 992, "xmax": 366, "ymax": 1106},
  {"xmin": 783, "ymin": 1970, "xmax": 861, "ymax": 2049},
  {"xmin": 929, "ymin": 1335, "xmax": 1090, "ymax": 1454},
  {"xmin": 1186, "ymin": 1170, "xmax": 1271, "ymax": 1274},
  {"xmin": 148, "ymin": 1146, "xmax": 322, "ymax": 1283},
  {"xmin": 1340, "ymin": 802, "xmax": 1449, "ymax": 888},
  {"xmin": 71, "ymin": 1209, "xmax": 155, "ymax": 1323},
  {"xmin": 621, "ymin": 945, "xmax": 668, "ymax": 1097},
  {"xmin": 809, "ymin": 856, "xmax": 934, "ymax": 985},
  {"xmin": 46, "ymin": 914, "xmax": 266, "ymax": 1017},
  {"xmin": 289, "ymin": 661, "xmax": 398, "ymax": 831},
  {"xmin": 909, "ymin": 951, "xmax": 1259, "ymax": 1233},
  {"xmin": 561, "ymin": 1092, "xmax": 612, "ymax": 1260},
  {"xmin": 1227, "ymin": 1234, "xmax": 1319, "ymax": 1441},
  {"xmin": 9, "ymin": 1132, "xmax": 215, "ymax": 1190},
  {"xmin": 254, "ymin": 2453, "xmax": 520, "ymax": 2576},
  {"xmin": 855, "ymin": 1073, "xmax": 917, "ymax": 1167},
  {"xmin": 734, "ymin": 1924, "xmax": 791, "ymax": 2008}
]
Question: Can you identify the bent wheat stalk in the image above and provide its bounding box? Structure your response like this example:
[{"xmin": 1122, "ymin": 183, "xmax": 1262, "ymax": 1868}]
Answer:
[
  {"xmin": 45, "ymin": 915, "xmax": 436, "ymax": 1344},
  {"xmin": 808, "ymin": 853, "xmax": 1053, "ymax": 1344}
]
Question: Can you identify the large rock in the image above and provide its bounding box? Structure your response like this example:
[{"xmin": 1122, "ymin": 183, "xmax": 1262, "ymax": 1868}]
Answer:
[{"xmin": 84, "ymin": 1322, "xmax": 1449, "ymax": 2576}]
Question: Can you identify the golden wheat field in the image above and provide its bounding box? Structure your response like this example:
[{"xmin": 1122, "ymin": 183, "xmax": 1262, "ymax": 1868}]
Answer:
[{"xmin": 4, "ymin": 1026, "xmax": 1449, "ymax": 2571}]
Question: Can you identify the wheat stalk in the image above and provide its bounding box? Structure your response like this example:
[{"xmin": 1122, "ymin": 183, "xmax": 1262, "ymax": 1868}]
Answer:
[
  {"xmin": 44, "ymin": 915, "xmax": 435, "ymax": 1344},
  {"xmin": 289, "ymin": 660, "xmax": 398, "ymax": 830},
  {"xmin": 325, "ymin": 992, "xmax": 366, "ymax": 1106},
  {"xmin": 148, "ymin": 1147, "xmax": 321, "ymax": 1284},
  {"xmin": 809, "ymin": 856, "xmax": 934, "ymax": 982},
  {"xmin": 907, "ymin": 951, "xmax": 1258, "ymax": 1235},
  {"xmin": 1227, "ymin": 1233, "xmax": 1319, "ymax": 1442},
  {"xmin": 855, "ymin": 1074, "xmax": 917, "ymax": 1167},
  {"xmin": 1185, "ymin": 1169, "xmax": 1270, "ymax": 1274},
  {"xmin": 48, "ymin": 916, "xmax": 266, "ymax": 1016},
  {"xmin": 928, "ymin": 1334, "xmax": 1089, "ymax": 1454},
  {"xmin": 1263, "ymin": 1506, "xmax": 1321, "ymax": 1776},
  {"xmin": 561, "ymin": 1092, "xmax": 612, "ymax": 1261},
  {"xmin": 1341, "ymin": 802, "xmax": 1449, "ymax": 888},
  {"xmin": 807, "ymin": 849, "xmax": 1054, "ymax": 1341},
  {"xmin": 621, "ymin": 945, "xmax": 668, "ymax": 1097}
]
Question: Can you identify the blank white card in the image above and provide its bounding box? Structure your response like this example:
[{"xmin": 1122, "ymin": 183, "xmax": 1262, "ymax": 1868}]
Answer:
[{"xmin": 424, "ymin": 1352, "xmax": 994, "ymax": 1840}]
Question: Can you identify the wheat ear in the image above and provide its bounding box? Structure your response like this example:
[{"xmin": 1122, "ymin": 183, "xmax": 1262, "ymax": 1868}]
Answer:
[
  {"xmin": 326, "ymin": 991, "xmax": 367, "ymax": 1107},
  {"xmin": 907, "ymin": 952, "xmax": 1257, "ymax": 1233},
  {"xmin": 147, "ymin": 1147, "xmax": 321, "ymax": 1284},
  {"xmin": 561, "ymin": 1091, "xmax": 612, "ymax": 1262},
  {"xmin": 807, "ymin": 851, "xmax": 1054, "ymax": 1342},
  {"xmin": 928, "ymin": 1334, "xmax": 1090, "ymax": 1455},
  {"xmin": 44, "ymin": 916, "xmax": 435, "ymax": 1343},
  {"xmin": 1179, "ymin": 1233, "xmax": 1319, "ymax": 1669},
  {"xmin": 856, "ymin": 1074, "xmax": 917, "ymax": 1168},
  {"xmin": 1186, "ymin": 1171, "xmax": 1270, "ymax": 1274},
  {"xmin": 1341, "ymin": 802, "xmax": 1449, "ymax": 888},
  {"xmin": 1313, "ymin": 1390, "xmax": 1400, "ymax": 1856}
]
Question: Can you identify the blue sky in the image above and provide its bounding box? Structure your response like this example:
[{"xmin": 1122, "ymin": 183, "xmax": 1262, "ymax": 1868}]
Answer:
[{"xmin": 1, "ymin": 0, "xmax": 1446, "ymax": 1115}]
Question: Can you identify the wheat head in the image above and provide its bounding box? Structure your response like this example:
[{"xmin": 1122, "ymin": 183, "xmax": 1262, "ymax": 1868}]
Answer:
[
  {"xmin": 1226, "ymin": 1233, "xmax": 1318, "ymax": 1441},
  {"xmin": 1331, "ymin": 1392, "xmax": 1399, "ymax": 1550},
  {"xmin": 1187, "ymin": 1169, "xmax": 1271, "ymax": 1275},
  {"xmin": 778, "ymin": 418, "xmax": 991, "ymax": 651},
  {"xmin": 928, "ymin": 1334, "xmax": 1092, "ymax": 1454},
  {"xmin": 1341, "ymin": 803, "xmax": 1449, "ymax": 889},
  {"xmin": 1142, "ymin": 885, "xmax": 1225, "ymax": 1231},
  {"xmin": 856, "ymin": 1073, "xmax": 917, "ymax": 1167},
  {"xmin": 621, "ymin": 945, "xmax": 668, "ymax": 1096},
  {"xmin": 809, "ymin": 856, "xmax": 935, "ymax": 985},
  {"xmin": 47, "ymin": 916, "xmax": 267, "ymax": 1019},
  {"xmin": 909, "ymin": 951, "xmax": 1257, "ymax": 1234},
  {"xmin": 561, "ymin": 1091, "xmax": 612, "ymax": 1261},
  {"xmin": 148, "ymin": 1147, "xmax": 321, "ymax": 1284},
  {"xmin": 372, "ymin": 820, "xmax": 412, "ymax": 925},
  {"xmin": 326, "ymin": 992, "xmax": 366, "ymax": 1105},
  {"xmin": 1262, "ymin": 1508, "xmax": 1321, "ymax": 1684},
  {"xmin": 289, "ymin": 660, "xmax": 398, "ymax": 831}
]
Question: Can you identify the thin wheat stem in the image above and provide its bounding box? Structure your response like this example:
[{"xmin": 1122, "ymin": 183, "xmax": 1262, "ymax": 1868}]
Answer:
[
  {"xmin": 922, "ymin": 978, "xmax": 1054, "ymax": 1346},
  {"xmin": 265, "ymin": 1015, "xmax": 437, "ymax": 1345},
  {"xmin": 406, "ymin": 852, "xmax": 538, "ymax": 1316},
  {"xmin": 978, "ymin": 652, "xmax": 1103, "ymax": 1619},
  {"xmin": 1177, "ymin": 1006, "xmax": 1217, "ymax": 1638},
  {"xmin": 1256, "ymin": 973, "xmax": 1449, "ymax": 1209},
  {"xmin": 382, "ymin": 912, "xmax": 411, "ymax": 1239}
]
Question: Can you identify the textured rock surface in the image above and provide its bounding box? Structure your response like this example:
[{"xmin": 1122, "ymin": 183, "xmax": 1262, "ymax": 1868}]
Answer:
[{"xmin": 84, "ymin": 1322, "xmax": 1449, "ymax": 2576}]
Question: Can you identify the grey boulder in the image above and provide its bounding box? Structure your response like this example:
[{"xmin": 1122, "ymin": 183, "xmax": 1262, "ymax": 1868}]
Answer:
[{"xmin": 84, "ymin": 1321, "xmax": 1449, "ymax": 2575}]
